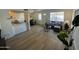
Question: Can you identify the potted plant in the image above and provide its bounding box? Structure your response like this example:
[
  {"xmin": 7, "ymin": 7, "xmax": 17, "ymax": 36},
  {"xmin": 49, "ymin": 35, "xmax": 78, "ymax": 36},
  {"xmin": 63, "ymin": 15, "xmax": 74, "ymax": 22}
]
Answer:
[{"xmin": 57, "ymin": 31, "xmax": 69, "ymax": 50}]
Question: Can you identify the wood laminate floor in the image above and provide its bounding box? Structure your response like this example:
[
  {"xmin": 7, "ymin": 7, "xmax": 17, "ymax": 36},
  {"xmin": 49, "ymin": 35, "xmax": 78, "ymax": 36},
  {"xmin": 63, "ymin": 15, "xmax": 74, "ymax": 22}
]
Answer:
[{"xmin": 6, "ymin": 25, "xmax": 65, "ymax": 50}]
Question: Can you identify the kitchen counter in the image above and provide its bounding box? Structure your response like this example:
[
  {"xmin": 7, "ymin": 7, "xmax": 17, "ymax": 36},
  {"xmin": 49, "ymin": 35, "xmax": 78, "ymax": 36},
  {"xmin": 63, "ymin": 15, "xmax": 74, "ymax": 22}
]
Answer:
[{"xmin": 12, "ymin": 23, "xmax": 27, "ymax": 35}]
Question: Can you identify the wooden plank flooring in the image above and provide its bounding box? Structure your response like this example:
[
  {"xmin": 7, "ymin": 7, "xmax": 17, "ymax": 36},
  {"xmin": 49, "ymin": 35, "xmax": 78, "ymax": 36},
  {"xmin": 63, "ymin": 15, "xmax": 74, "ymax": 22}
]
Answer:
[{"xmin": 6, "ymin": 25, "xmax": 65, "ymax": 50}]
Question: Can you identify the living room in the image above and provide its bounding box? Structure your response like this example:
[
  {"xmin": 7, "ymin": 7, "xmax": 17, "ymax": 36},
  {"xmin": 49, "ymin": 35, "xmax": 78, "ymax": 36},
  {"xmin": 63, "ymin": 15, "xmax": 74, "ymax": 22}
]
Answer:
[{"xmin": 0, "ymin": 9, "xmax": 76, "ymax": 50}]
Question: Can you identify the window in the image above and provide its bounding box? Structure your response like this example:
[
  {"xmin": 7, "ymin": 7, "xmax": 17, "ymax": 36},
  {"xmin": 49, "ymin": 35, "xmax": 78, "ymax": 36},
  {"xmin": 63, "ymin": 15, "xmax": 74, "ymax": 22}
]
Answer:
[
  {"xmin": 38, "ymin": 13, "xmax": 42, "ymax": 20},
  {"xmin": 50, "ymin": 12, "xmax": 64, "ymax": 22}
]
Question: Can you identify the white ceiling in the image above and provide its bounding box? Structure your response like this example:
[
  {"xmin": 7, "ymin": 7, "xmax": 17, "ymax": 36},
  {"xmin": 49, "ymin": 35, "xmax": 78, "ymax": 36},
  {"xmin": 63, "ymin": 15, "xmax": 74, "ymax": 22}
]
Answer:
[
  {"xmin": 10, "ymin": 9, "xmax": 43, "ymax": 13},
  {"xmin": 28, "ymin": 9, "xmax": 43, "ymax": 13}
]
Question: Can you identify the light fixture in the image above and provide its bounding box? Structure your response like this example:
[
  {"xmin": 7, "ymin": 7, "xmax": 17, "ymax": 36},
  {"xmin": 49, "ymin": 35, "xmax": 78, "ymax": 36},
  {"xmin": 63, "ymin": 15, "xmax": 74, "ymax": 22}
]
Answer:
[{"xmin": 43, "ymin": 13, "xmax": 46, "ymax": 16}]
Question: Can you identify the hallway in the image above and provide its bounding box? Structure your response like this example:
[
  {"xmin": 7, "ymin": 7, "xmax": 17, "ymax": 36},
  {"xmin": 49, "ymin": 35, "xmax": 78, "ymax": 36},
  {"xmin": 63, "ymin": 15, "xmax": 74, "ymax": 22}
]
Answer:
[{"xmin": 6, "ymin": 25, "xmax": 65, "ymax": 50}]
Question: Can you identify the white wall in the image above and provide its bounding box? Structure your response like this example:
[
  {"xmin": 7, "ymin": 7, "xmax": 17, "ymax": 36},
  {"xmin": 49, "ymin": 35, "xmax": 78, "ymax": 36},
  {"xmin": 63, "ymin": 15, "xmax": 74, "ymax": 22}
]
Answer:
[
  {"xmin": 0, "ymin": 9, "xmax": 15, "ymax": 39},
  {"xmin": 16, "ymin": 12, "xmax": 25, "ymax": 22}
]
